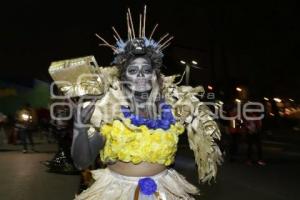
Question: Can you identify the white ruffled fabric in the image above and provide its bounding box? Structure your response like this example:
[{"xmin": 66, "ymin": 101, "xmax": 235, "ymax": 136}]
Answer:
[{"xmin": 74, "ymin": 168, "xmax": 199, "ymax": 200}]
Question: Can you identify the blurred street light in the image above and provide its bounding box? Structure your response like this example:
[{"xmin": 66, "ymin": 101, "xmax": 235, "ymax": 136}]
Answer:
[
  {"xmin": 289, "ymin": 98, "xmax": 294, "ymax": 102},
  {"xmin": 235, "ymin": 99, "xmax": 241, "ymax": 103},
  {"xmin": 180, "ymin": 60, "xmax": 202, "ymax": 85},
  {"xmin": 274, "ymin": 98, "xmax": 282, "ymax": 103},
  {"xmin": 236, "ymin": 87, "xmax": 242, "ymax": 92},
  {"xmin": 264, "ymin": 97, "xmax": 269, "ymax": 101},
  {"xmin": 22, "ymin": 113, "xmax": 29, "ymax": 121},
  {"xmin": 208, "ymin": 85, "xmax": 213, "ymax": 90}
]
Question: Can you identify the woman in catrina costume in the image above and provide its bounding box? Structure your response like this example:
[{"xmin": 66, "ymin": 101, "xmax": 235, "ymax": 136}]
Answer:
[{"xmin": 57, "ymin": 6, "xmax": 222, "ymax": 200}]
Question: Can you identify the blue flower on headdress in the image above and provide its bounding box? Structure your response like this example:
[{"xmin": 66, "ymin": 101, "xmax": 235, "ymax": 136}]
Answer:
[
  {"xmin": 144, "ymin": 38, "xmax": 159, "ymax": 48},
  {"xmin": 115, "ymin": 40, "xmax": 126, "ymax": 53},
  {"xmin": 138, "ymin": 177, "xmax": 157, "ymax": 195}
]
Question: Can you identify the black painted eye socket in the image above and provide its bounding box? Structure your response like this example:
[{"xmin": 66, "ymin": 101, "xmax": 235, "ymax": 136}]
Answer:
[
  {"xmin": 127, "ymin": 63, "xmax": 153, "ymax": 75},
  {"xmin": 127, "ymin": 66, "xmax": 139, "ymax": 74},
  {"xmin": 144, "ymin": 69, "xmax": 153, "ymax": 74},
  {"xmin": 142, "ymin": 64, "xmax": 153, "ymax": 74},
  {"xmin": 128, "ymin": 69, "xmax": 138, "ymax": 74}
]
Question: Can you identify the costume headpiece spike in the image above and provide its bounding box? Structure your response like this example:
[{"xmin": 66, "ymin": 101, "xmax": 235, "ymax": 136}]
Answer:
[
  {"xmin": 113, "ymin": 35, "xmax": 119, "ymax": 42},
  {"xmin": 157, "ymin": 33, "xmax": 169, "ymax": 45},
  {"xmin": 139, "ymin": 14, "xmax": 142, "ymax": 38},
  {"xmin": 149, "ymin": 23, "xmax": 158, "ymax": 40},
  {"xmin": 160, "ymin": 43, "xmax": 171, "ymax": 51},
  {"xmin": 159, "ymin": 36, "xmax": 174, "ymax": 50},
  {"xmin": 98, "ymin": 44, "xmax": 118, "ymax": 52},
  {"xmin": 126, "ymin": 12, "xmax": 132, "ymax": 40},
  {"xmin": 95, "ymin": 5, "xmax": 173, "ymax": 61},
  {"xmin": 95, "ymin": 33, "xmax": 117, "ymax": 52},
  {"xmin": 128, "ymin": 8, "xmax": 136, "ymax": 39},
  {"xmin": 142, "ymin": 5, "xmax": 147, "ymax": 37},
  {"xmin": 112, "ymin": 26, "xmax": 122, "ymax": 41}
]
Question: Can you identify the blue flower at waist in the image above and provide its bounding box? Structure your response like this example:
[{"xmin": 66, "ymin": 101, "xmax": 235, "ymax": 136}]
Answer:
[
  {"xmin": 138, "ymin": 177, "xmax": 157, "ymax": 195},
  {"xmin": 121, "ymin": 104, "xmax": 175, "ymax": 130}
]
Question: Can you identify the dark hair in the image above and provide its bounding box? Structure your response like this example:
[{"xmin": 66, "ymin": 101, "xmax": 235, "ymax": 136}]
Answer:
[{"xmin": 115, "ymin": 51, "xmax": 162, "ymax": 67}]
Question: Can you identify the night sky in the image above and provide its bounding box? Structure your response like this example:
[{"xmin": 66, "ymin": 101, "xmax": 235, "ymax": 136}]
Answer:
[{"xmin": 0, "ymin": 0, "xmax": 299, "ymax": 99}]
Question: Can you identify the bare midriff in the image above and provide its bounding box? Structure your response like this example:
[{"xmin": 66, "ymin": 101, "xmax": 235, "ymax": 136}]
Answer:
[{"xmin": 108, "ymin": 161, "xmax": 167, "ymax": 176}]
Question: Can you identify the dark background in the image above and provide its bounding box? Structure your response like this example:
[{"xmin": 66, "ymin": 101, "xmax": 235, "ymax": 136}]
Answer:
[{"xmin": 0, "ymin": 0, "xmax": 299, "ymax": 99}]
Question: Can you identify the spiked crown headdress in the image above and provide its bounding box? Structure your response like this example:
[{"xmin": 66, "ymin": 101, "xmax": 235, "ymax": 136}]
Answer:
[{"xmin": 95, "ymin": 6, "xmax": 173, "ymax": 69}]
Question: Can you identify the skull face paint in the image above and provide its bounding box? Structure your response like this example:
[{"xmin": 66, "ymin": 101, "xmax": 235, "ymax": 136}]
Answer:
[{"xmin": 125, "ymin": 57, "xmax": 154, "ymax": 92}]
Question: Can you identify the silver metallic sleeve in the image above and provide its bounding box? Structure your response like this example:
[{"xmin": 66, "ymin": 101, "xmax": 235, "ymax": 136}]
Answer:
[{"xmin": 71, "ymin": 125, "xmax": 105, "ymax": 170}]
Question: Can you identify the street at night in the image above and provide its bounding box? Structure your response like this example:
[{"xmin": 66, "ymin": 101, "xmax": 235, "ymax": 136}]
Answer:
[
  {"xmin": 1, "ymin": 128, "xmax": 300, "ymax": 200},
  {"xmin": 0, "ymin": 0, "xmax": 299, "ymax": 199}
]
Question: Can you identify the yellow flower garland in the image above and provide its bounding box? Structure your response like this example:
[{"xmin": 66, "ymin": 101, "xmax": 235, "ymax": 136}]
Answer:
[{"xmin": 100, "ymin": 119, "xmax": 185, "ymax": 165}]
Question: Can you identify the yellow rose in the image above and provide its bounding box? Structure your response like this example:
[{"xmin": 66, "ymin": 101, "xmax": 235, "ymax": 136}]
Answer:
[
  {"xmin": 101, "ymin": 125, "xmax": 112, "ymax": 136},
  {"xmin": 100, "ymin": 119, "xmax": 182, "ymax": 166},
  {"xmin": 165, "ymin": 157, "xmax": 174, "ymax": 166},
  {"xmin": 151, "ymin": 133, "xmax": 161, "ymax": 143},
  {"xmin": 131, "ymin": 156, "xmax": 143, "ymax": 164},
  {"xmin": 117, "ymin": 151, "xmax": 131, "ymax": 162}
]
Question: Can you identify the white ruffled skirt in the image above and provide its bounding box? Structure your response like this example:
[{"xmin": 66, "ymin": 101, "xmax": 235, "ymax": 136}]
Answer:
[{"xmin": 74, "ymin": 168, "xmax": 199, "ymax": 200}]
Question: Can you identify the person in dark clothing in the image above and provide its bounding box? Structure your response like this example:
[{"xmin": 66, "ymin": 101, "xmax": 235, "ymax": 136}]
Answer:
[
  {"xmin": 227, "ymin": 107, "xmax": 246, "ymax": 162},
  {"xmin": 245, "ymin": 112, "xmax": 266, "ymax": 166},
  {"xmin": 15, "ymin": 103, "xmax": 37, "ymax": 153},
  {"xmin": 43, "ymin": 103, "xmax": 78, "ymax": 174}
]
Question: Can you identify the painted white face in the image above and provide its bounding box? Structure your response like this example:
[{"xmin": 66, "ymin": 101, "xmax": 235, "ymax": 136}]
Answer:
[{"xmin": 125, "ymin": 57, "xmax": 154, "ymax": 92}]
